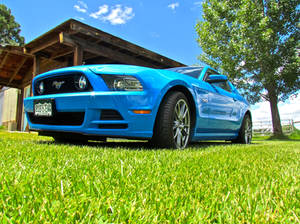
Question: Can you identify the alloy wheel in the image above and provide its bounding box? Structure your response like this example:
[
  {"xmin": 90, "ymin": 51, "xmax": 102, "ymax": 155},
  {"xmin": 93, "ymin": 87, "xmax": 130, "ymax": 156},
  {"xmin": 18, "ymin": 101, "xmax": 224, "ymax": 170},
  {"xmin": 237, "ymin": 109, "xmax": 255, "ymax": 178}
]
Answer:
[
  {"xmin": 244, "ymin": 118, "xmax": 252, "ymax": 144},
  {"xmin": 173, "ymin": 99, "xmax": 191, "ymax": 149}
]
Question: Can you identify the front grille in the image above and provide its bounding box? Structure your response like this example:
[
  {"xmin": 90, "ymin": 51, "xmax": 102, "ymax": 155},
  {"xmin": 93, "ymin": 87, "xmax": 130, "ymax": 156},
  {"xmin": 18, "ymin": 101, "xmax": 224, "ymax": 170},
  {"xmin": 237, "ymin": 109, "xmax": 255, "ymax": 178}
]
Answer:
[
  {"xmin": 34, "ymin": 73, "xmax": 93, "ymax": 96},
  {"xmin": 28, "ymin": 112, "xmax": 85, "ymax": 126},
  {"xmin": 100, "ymin": 110, "xmax": 124, "ymax": 120}
]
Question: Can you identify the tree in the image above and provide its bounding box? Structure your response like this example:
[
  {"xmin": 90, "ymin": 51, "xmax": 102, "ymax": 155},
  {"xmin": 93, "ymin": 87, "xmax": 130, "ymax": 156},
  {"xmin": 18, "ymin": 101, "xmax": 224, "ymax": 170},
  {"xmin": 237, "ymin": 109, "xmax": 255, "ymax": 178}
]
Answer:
[
  {"xmin": 0, "ymin": 4, "xmax": 24, "ymax": 46},
  {"xmin": 196, "ymin": 0, "xmax": 299, "ymax": 136}
]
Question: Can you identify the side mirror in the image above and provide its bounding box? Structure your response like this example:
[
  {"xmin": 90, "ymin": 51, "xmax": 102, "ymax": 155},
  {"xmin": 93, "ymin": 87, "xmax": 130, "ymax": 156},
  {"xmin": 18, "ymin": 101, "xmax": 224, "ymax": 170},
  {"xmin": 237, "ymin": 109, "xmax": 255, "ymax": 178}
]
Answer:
[{"xmin": 207, "ymin": 74, "xmax": 228, "ymax": 83}]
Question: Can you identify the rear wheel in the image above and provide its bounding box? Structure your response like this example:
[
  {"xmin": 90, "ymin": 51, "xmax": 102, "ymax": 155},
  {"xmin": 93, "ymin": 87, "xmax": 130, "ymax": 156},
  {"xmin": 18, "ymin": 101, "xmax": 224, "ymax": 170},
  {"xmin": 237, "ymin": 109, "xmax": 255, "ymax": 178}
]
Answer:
[
  {"xmin": 233, "ymin": 114, "xmax": 252, "ymax": 144},
  {"xmin": 152, "ymin": 91, "xmax": 191, "ymax": 149}
]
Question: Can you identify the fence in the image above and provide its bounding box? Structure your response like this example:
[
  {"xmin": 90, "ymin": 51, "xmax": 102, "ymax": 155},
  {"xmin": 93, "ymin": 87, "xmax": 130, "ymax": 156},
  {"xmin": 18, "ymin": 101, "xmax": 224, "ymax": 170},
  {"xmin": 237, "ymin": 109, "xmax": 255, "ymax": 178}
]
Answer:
[{"xmin": 253, "ymin": 119, "xmax": 297, "ymax": 135}]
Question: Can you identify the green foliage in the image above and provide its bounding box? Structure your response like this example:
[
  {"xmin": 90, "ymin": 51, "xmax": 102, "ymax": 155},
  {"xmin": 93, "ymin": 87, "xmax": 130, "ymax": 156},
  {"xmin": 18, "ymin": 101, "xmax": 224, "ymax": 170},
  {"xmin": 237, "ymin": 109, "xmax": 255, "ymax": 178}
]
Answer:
[
  {"xmin": 0, "ymin": 132, "xmax": 299, "ymax": 223},
  {"xmin": 0, "ymin": 4, "xmax": 24, "ymax": 46},
  {"xmin": 289, "ymin": 127, "xmax": 300, "ymax": 140},
  {"xmin": 196, "ymin": 0, "xmax": 299, "ymax": 104}
]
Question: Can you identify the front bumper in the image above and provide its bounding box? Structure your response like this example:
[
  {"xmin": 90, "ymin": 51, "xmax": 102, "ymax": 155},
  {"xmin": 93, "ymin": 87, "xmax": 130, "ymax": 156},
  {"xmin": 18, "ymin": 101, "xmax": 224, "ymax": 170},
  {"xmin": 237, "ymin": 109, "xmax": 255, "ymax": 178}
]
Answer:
[{"xmin": 24, "ymin": 91, "xmax": 157, "ymax": 139}]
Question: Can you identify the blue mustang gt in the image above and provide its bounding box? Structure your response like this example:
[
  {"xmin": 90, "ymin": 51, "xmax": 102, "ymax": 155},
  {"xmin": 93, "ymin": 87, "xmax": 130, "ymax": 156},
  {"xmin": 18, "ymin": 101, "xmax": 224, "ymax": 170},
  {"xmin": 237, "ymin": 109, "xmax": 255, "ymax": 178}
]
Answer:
[{"xmin": 24, "ymin": 64, "xmax": 252, "ymax": 149}]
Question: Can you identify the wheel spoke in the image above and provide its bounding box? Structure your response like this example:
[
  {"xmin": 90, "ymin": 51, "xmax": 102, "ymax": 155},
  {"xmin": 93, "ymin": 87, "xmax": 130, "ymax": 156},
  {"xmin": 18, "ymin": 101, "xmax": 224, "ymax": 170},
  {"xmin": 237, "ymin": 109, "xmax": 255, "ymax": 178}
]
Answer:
[
  {"xmin": 182, "ymin": 107, "xmax": 188, "ymax": 120},
  {"xmin": 244, "ymin": 119, "xmax": 252, "ymax": 144},
  {"xmin": 180, "ymin": 103, "xmax": 186, "ymax": 118},
  {"xmin": 174, "ymin": 128, "xmax": 179, "ymax": 139},
  {"xmin": 177, "ymin": 130, "xmax": 182, "ymax": 146},
  {"xmin": 176, "ymin": 103, "xmax": 181, "ymax": 118},
  {"xmin": 182, "ymin": 128, "xmax": 189, "ymax": 137},
  {"xmin": 173, "ymin": 121, "xmax": 179, "ymax": 130}
]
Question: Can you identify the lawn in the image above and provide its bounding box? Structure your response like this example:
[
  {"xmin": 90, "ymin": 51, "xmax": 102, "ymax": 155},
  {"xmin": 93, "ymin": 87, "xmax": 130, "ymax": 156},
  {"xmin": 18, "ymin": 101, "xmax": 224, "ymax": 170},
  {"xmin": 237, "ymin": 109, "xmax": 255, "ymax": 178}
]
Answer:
[{"xmin": 0, "ymin": 131, "xmax": 299, "ymax": 223}]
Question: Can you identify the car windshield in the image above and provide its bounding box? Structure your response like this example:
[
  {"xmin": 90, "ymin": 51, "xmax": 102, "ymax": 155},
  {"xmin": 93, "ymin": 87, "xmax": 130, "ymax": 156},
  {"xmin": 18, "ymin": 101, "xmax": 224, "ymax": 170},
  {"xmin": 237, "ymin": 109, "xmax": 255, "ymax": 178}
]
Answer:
[{"xmin": 167, "ymin": 67, "xmax": 204, "ymax": 79}]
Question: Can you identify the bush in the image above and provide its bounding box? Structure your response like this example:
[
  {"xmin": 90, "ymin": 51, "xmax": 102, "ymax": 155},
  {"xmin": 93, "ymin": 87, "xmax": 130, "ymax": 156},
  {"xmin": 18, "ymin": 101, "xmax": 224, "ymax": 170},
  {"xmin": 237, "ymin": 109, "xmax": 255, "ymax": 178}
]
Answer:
[{"xmin": 289, "ymin": 128, "xmax": 300, "ymax": 140}]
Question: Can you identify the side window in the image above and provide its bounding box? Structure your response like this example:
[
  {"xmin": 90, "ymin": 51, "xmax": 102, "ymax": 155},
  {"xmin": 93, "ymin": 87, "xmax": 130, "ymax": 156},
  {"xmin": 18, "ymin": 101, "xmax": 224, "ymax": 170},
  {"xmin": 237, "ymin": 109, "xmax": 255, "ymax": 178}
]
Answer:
[{"xmin": 212, "ymin": 81, "xmax": 232, "ymax": 92}]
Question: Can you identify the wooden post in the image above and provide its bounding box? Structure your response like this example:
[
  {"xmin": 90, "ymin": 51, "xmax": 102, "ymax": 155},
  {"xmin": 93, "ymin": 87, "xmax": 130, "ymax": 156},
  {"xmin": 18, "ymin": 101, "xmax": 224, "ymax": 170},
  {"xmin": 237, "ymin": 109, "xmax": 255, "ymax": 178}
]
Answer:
[
  {"xmin": 31, "ymin": 55, "xmax": 40, "ymax": 96},
  {"xmin": 73, "ymin": 45, "xmax": 83, "ymax": 66},
  {"xmin": 16, "ymin": 88, "xmax": 24, "ymax": 131}
]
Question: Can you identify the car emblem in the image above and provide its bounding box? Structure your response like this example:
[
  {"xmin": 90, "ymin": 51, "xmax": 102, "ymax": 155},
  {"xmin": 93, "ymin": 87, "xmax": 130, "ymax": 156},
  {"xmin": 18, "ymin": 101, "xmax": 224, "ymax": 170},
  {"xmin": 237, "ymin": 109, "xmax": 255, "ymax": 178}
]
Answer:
[{"xmin": 52, "ymin": 81, "xmax": 65, "ymax": 89}]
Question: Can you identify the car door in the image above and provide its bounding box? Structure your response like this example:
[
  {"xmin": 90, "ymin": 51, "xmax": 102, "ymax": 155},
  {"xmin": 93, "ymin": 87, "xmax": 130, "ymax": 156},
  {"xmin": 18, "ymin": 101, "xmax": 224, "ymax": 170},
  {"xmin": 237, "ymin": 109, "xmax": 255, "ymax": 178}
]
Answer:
[{"xmin": 203, "ymin": 69, "xmax": 240, "ymax": 133}]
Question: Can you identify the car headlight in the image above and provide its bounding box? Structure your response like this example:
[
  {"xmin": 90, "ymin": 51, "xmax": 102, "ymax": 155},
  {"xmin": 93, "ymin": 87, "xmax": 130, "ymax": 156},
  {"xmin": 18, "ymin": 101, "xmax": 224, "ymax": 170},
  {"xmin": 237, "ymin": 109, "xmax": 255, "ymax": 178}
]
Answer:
[
  {"xmin": 37, "ymin": 81, "xmax": 44, "ymax": 95},
  {"xmin": 74, "ymin": 75, "xmax": 87, "ymax": 90},
  {"xmin": 101, "ymin": 75, "xmax": 143, "ymax": 91}
]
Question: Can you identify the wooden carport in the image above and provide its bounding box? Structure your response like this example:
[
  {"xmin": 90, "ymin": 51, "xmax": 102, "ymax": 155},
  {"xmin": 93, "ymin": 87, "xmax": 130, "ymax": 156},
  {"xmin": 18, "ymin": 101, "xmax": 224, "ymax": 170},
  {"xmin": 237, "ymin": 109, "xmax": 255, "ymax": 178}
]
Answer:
[{"xmin": 0, "ymin": 19, "xmax": 185, "ymax": 131}]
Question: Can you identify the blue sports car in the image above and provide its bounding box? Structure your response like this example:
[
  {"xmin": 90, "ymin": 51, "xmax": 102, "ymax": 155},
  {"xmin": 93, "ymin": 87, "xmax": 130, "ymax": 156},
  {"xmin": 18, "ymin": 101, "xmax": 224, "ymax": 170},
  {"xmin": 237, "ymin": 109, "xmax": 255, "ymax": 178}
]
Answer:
[{"xmin": 24, "ymin": 64, "xmax": 252, "ymax": 149}]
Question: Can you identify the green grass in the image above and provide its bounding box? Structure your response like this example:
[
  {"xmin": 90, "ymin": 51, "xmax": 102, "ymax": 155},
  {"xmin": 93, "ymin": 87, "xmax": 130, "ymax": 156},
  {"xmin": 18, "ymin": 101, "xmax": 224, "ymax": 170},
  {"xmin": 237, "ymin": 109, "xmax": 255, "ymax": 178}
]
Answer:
[
  {"xmin": 253, "ymin": 128, "xmax": 300, "ymax": 141},
  {"xmin": 0, "ymin": 132, "xmax": 299, "ymax": 223},
  {"xmin": 289, "ymin": 128, "xmax": 300, "ymax": 140}
]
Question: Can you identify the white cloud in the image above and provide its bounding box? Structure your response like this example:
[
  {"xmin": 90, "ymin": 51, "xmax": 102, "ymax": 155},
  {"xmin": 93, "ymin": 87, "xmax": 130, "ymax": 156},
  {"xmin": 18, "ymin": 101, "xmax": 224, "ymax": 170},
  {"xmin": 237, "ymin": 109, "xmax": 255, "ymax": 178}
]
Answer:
[
  {"xmin": 74, "ymin": 1, "xmax": 88, "ymax": 13},
  {"xmin": 89, "ymin": 5, "xmax": 109, "ymax": 19},
  {"xmin": 105, "ymin": 5, "xmax": 134, "ymax": 25},
  {"xmin": 90, "ymin": 4, "xmax": 134, "ymax": 25},
  {"xmin": 194, "ymin": 1, "xmax": 202, "ymax": 7},
  {"xmin": 74, "ymin": 5, "xmax": 87, "ymax": 13},
  {"xmin": 168, "ymin": 2, "xmax": 179, "ymax": 10},
  {"xmin": 78, "ymin": 1, "xmax": 88, "ymax": 9},
  {"xmin": 278, "ymin": 95, "xmax": 300, "ymax": 121}
]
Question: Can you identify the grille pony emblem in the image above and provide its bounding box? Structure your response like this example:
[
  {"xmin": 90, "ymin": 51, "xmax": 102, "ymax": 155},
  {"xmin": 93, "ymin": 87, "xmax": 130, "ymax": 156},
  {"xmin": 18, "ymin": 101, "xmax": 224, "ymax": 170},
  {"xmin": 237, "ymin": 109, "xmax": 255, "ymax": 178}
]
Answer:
[{"xmin": 52, "ymin": 81, "xmax": 65, "ymax": 89}]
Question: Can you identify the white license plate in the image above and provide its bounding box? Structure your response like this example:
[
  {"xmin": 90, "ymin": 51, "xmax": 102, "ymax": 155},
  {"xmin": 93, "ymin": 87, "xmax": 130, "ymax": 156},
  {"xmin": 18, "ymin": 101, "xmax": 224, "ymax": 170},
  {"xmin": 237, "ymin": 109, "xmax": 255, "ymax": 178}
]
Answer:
[{"xmin": 34, "ymin": 100, "xmax": 53, "ymax": 117}]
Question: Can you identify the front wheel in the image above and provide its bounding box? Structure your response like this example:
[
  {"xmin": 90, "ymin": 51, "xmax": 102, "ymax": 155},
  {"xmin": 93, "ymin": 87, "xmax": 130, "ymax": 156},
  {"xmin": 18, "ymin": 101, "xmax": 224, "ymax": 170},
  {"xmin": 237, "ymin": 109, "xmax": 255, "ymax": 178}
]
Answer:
[
  {"xmin": 151, "ymin": 91, "xmax": 192, "ymax": 149},
  {"xmin": 233, "ymin": 114, "xmax": 252, "ymax": 144}
]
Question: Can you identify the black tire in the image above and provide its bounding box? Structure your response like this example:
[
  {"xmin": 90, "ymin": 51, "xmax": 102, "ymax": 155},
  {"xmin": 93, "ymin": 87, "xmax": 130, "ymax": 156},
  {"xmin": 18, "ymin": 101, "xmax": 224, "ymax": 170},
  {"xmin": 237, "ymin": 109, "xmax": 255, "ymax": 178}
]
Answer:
[
  {"xmin": 233, "ymin": 114, "xmax": 252, "ymax": 144},
  {"xmin": 151, "ymin": 91, "xmax": 192, "ymax": 149}
]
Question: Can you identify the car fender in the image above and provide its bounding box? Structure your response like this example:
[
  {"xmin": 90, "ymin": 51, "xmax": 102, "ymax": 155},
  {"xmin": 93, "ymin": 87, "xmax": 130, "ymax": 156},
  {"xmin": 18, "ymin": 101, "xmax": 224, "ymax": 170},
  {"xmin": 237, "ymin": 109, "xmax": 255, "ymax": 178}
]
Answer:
[
  {"xmin": 236, "ymin": 105, "xmax": 252, "ymax": 132},
  {"xmin": 151, "ymin": 79, "xmax": 198, "ymax": 126}
]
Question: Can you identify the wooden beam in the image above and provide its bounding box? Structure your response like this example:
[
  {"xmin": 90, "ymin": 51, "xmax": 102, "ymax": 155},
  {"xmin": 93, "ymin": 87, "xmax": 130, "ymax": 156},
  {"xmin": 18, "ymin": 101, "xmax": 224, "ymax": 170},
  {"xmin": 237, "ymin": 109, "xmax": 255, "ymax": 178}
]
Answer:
[
  {"xmin": 0, "ymin": 52, "xmax": 9, "ymax": 69},
  {"xmin": 33, "ymin": 55, "xmax": 41, "ymax": 77},
  {"xmin": 31, "ymin": 55, "xmax": 40, "ymax": 96},
  {"xmin": 70, "ymin": 22, "xmax": 185, "ymax": 67},
  {"xmin": 25, "ymin": 36, "xmax": 59, "ymax": 54},
  {"xmin": 7, "ymin": 57, "xmax": 27, "ymax": 85},
  {"xmin": 50, "ymin": 50, "xmax": 73, "ymax": 60},
  {"xmin": 85, "ymin": 55, "xmax": 115, "ymax": 64},
  {"xmin": 73, "ymin": 44, "xmax": 83, "ymax": 66},
  {"xmin": 16, "ymin": 88, "xmax": 24, "ymax": 131},
  {"xmin": 0, "ymin": 46, "xmax": 31, "ymax": 57},
  {"xmin": 59, "ymin": 32, "xmax": 160, "ymax": 68}
]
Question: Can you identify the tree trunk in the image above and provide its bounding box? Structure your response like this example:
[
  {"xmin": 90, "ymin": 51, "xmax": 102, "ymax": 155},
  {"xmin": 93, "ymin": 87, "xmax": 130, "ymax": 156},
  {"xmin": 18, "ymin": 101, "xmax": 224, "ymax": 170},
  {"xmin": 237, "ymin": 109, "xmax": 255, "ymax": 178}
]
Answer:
[{"xmin": 268, "ymin": 90, "xmax": 283, "ymax": 136}]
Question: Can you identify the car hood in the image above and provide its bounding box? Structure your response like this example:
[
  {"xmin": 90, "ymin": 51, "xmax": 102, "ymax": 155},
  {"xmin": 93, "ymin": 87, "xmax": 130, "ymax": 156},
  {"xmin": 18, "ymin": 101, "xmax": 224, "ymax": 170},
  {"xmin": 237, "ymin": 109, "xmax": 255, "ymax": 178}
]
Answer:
[{"xmin": 89, "ymin": 64, "xmax": 154, "ymax": 75}]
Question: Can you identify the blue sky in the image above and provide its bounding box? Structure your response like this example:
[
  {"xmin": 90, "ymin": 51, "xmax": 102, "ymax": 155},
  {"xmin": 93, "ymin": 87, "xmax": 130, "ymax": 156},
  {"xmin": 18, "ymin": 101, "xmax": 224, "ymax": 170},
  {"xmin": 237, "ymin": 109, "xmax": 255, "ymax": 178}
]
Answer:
[{"xmin": 1, "ymin": 0, "xmax": 203, "ymax": 66}]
